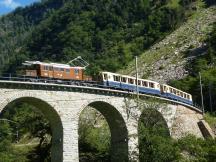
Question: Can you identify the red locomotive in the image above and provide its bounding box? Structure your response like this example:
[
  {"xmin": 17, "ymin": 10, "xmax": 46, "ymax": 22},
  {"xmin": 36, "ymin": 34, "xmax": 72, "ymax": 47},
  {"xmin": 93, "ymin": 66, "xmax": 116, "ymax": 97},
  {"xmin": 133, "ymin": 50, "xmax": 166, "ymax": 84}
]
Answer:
[{"xmin": 22, "ymin": 61, "xmax": 91, "ymax": 81}]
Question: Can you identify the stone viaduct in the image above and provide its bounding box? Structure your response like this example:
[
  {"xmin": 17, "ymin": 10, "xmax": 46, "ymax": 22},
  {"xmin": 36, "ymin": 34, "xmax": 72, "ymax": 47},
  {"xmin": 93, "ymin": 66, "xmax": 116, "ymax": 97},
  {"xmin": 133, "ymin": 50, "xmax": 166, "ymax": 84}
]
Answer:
[{"xmin": 0, "ymin": 80, "xmax": 209, "ymax": 162}]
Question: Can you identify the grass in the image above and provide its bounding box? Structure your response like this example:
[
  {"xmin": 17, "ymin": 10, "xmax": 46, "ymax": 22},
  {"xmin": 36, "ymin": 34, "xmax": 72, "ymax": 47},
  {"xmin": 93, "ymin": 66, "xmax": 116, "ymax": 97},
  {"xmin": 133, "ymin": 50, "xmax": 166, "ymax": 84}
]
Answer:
[
  {"xmin": 204, "ymin": 112, "xmax": 216, "ymax": 131},
  {"xmin": 166, "ymin": 0, "xmax": 180, "ymax": 9}
]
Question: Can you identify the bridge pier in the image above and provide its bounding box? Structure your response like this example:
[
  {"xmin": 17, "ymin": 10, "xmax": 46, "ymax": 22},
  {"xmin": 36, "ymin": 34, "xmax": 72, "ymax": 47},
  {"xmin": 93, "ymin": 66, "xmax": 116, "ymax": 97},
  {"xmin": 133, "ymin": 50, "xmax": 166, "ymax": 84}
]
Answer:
[{"xmin": 62, "ymin": 120, "xmax": 79, "ymax": 162}]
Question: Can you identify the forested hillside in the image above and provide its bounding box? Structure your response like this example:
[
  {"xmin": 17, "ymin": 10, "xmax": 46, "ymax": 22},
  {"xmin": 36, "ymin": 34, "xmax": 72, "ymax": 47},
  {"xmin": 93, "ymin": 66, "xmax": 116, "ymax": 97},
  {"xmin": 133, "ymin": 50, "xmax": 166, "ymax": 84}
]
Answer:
[
  {"xmin": 0, "ymin": 0, "xmax": 207, "ymax": 75},
  {"xmin": 120, "ymin": 3, "xmax": 216, "ymax": 112},
  {"xmin": 0, "ymin": 0, "xmax": 64, "ymax": 72}
]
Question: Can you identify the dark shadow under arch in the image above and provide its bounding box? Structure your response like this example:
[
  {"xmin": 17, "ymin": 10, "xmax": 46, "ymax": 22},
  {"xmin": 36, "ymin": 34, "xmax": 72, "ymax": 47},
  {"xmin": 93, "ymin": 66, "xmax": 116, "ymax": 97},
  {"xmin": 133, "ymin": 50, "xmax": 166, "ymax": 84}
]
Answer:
[
  {"xmin": 1, "ymin": 97, "xmax": 63, "ymax": 162},
  {"xmin": 138, "ymin": 108, "xmax": 170, "ymax": 137},
  {"xmin": 80, "ymin": 101, "xmax": 128, "ymax": 162},
  {"xmin": 138, "ymin": 108, "xmax": 170, "ymax": 161}
]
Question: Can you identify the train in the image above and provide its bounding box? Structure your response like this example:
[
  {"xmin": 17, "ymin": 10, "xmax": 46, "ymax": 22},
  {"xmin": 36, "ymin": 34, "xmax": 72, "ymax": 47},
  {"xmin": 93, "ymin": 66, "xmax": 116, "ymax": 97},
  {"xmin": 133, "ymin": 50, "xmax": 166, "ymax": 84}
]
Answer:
[
  {"xmin": 22, "ymin": 61, "xmax": 92, "ymax": 81},
  {"xmin": 22, "ymin": 61, "xmax": 193, "ymax": 106},
  {"xmin": 101, "ymin": 72, "xmax": 193, "ymax": 105}
]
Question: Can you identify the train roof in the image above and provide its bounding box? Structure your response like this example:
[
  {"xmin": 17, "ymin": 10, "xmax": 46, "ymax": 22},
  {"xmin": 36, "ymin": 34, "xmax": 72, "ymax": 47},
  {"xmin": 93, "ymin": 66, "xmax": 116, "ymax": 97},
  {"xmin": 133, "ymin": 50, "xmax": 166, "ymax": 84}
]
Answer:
[{"xmin": 23, "ymin": 61, "xmax": 84, "ymax": 69}]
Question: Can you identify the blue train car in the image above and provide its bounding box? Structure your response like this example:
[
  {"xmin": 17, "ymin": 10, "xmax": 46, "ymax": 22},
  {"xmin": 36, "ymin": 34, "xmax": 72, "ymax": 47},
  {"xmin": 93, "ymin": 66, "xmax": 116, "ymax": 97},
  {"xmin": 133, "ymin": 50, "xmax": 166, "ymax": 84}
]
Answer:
[
  {"xmin": 100, "ymin": 72, "xmax": 193, "ymax": 106},
  {"xmin": 101, "ymin": 72, "xmax": 161, "ymax": 95},
  {"xmin": 160, "ymin": 84, "xmax": 193, "ymax": 105}
]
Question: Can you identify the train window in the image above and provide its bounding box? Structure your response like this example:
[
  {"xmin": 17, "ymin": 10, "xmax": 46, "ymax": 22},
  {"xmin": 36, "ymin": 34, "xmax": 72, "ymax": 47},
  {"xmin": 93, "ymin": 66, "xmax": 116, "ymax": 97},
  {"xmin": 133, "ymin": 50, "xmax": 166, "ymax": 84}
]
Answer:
[
  {"xmin": 180, "ymin": 92, "xmax": 183, "ymax": 97},
  {"xmin": 176, "ymin": 91, "xmax": 179, "ymax": 96},
  {"xmin": 173, "ymin": 89, "xmax": 176, "ymax": 94},
  {"xmin": 121, "ymin": 77, "xmax": 127, "ymax": 83},
  {"xmin": 43, "ymin": 66, "xmax": 49, "ymax": 71},
  {"xmin": 138, "ymin": 80, "xmax": 141, "ymax": 86},
  {"xmin": 54, "ymin": 67, "xmax": 59, "ymax": 71},
  {"xmin": 103, "ymin": 74, "xmax": 108, "ymax": 80},
  {"xmin": 74, "ymin": 69, "xmax": 79, "ymax": 75},
  {"xmin": 149, "ymin": 82, "xmax": 154, "ymax": 88},
  {"xmin": 142, "ymin": 81, "xmax": 148, "ymax": 87},
  {"xmin": 184, "ymin": 94, "xmax": 187, "ymax": 98},
  {"xmin": 60, "ymin": 68, "xmax": 64, "ymax": 72},
  {"xmin": 114, "ymin": 75, "xmax": 120, "ymax": 81},
  {"xmin": 49, "ymin": 66, "xmax": 53, "ymax": 71},
  {"xmin": 187, "ymin": 95, "xmax": 190, "ymax": 99},
  {"xmin": 128, "ymin": 78, "xmax": 134, "ymax": 84},
  {"xmin": 66, "ymin": 69, "xmax": 70, "ymax": 73}
]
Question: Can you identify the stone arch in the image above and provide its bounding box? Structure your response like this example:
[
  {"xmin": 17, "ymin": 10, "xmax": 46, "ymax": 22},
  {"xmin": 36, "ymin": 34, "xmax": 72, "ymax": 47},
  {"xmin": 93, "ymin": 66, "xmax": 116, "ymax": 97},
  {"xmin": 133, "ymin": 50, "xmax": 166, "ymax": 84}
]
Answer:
[
  {"xmin": 0, "ymin": 97, "xmax": 63, "ymax": 162},
  {"xmin": 138, "ymin": 108, "xmax": 170, "ymax": 161},
  {"xmin": 138, "ymin": 108, "xmax": 170, "ymax": 137},
  {"xmin": 79, "ymin": 101, "xmax": 128, "ymax": 162}
]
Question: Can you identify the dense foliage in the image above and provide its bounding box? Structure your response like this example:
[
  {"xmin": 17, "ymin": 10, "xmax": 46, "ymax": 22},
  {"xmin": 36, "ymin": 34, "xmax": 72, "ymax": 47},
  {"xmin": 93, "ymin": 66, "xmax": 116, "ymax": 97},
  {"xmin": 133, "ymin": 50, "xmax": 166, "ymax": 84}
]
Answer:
[
  {"xmin": 0, "ymin": 0, "xmax": 203, "ymax": 76},
  {"xmin": 0, "ymin": 103, "xmax": 51, "ymax": 161},
  {"xmin": 0, "ymin": 0, "xmax": 64, "ymax": 73}
]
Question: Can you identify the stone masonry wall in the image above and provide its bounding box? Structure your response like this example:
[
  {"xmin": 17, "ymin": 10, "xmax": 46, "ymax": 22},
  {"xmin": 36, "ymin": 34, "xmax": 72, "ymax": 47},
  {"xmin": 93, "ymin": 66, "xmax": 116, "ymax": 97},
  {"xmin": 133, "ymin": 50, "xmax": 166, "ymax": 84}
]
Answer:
[{"xmin": 171, "ymin": 105, "xmax": 203, "ymax": 139}]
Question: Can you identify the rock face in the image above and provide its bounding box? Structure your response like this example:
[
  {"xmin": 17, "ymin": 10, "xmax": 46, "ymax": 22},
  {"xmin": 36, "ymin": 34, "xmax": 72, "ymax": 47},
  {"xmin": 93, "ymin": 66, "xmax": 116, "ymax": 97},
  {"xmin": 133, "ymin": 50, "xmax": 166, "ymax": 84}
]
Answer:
[
  {"xmin": 121, "ymin": 6, "xmax": 216, "ymax": 83},
  {"xmin": 171, "ymin": 105, "xmax": 203, "ymax": 139}
]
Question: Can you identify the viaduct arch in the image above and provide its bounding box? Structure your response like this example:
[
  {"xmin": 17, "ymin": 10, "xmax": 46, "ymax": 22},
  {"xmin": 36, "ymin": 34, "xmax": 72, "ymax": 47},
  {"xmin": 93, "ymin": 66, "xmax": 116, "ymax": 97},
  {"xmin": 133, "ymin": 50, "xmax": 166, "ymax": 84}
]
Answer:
[
  {"xmin": 0, "ymin": 96, "xmax": 63, "ymax": 162},
  {"xmin": 0, "ymin": 81, "xmax": 206, "ymax": 161},
  {"xmin": 80, "ymin": 101, "xmax": 128, "ymax": 161}
]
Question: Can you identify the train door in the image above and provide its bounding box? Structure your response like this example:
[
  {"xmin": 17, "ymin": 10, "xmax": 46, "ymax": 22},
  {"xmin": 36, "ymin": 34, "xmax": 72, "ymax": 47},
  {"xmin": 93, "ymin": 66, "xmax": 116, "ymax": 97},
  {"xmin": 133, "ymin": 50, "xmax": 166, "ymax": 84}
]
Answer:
[{"xmin": 102, "ymin": 73, "xmax": 109, "ymax": 86}]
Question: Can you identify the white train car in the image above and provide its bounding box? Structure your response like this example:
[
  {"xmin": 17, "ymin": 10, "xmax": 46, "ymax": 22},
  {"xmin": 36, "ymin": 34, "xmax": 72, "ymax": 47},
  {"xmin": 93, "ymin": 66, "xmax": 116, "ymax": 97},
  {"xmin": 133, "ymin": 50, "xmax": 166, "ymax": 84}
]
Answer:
[
  {"xmin": 160, "ymin": 84, "xmax": 193, "ymax": 105},
  {"xmin": 100, "ymin": 72, "xmax": 193, "ymax": 105},
  {"xmin": 101, "ymin": 72, "xmax": 161, "ymax": 95}
]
